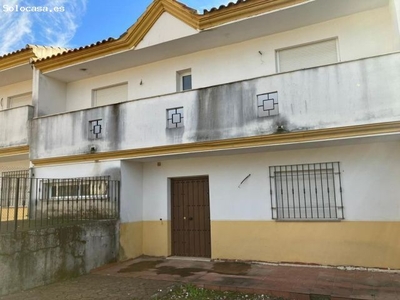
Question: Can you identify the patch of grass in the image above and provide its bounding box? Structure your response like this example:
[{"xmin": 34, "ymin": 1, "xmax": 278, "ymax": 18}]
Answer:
[{"xmin": 154, "ymin": 284, "xmax": 289, "ymax": 300}]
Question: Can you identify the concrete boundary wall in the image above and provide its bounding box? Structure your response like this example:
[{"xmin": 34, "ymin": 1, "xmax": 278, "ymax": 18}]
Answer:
[{"xmin": 0, "ymin": 221, "xmax": 118, "ymax": 296}]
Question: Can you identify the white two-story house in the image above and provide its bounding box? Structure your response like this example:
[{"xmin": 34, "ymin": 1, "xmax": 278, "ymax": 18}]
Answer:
[
  {"xmin": 2, "ymin": 0, "xmax": 400, "ymax": 269},
  {"xmin": 0, "ymin": 45, "xmax": 67, "ymax": 171}
]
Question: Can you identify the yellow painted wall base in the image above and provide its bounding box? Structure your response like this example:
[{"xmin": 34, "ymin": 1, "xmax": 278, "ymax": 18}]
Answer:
[
  {"xmin": 119, "ymin": 222, "xmax": 143, "ymax": 260},
  {"xmin": 143, "ymin": 221, "xmax": 171, "ymax": 257},
  {"xmin": 211, "ymin": 221, "xmax": 400, "ymax": 269},
  {"xmin": 1, "ymin": 208, "xmax": 28, "ymax": 221},
  {"xmin": 119, "ymin": 220, "xmax": 400, "ymax": 269},
  {"xmin": 119, "ymin": 221, "xmax": 171, "ymax": 259}
]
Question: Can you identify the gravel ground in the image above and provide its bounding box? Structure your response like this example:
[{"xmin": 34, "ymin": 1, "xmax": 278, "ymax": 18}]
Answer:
[
  {"xmin": 0, "ymin": 274, "xmax": 175, "ymax": 300},
  {"xmin": 155, "ymin": 284, "xmax": 288, "ymax": 300}
]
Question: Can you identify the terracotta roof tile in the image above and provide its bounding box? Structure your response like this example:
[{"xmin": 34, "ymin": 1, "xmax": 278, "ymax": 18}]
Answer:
[
  {"xmin": 0, "ymin": 45, "xmax": 31, "ymax": 59},
  {"xmin": 203, "ymin": 0, "xmax": 247, "ymax": 14},
  {"xmin": 175, "ymin": 0, "xmax": 198, "ymax": 14},
  {"xmin": 0, "ymin": 44, "xmax": 70, "ymax": 60},
  {"xmin": 32, "ymin": 38, "xmax": 115, "ymax": 63}
]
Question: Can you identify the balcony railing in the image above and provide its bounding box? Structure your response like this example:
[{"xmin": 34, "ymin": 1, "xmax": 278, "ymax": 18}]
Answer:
[
  {"xmin": 30, "ymin": 52, "xmax": 400, "ymax": 160},
  {"xmin": 0, "ymin": 106, "xmax": 33, "ymax": 149}
]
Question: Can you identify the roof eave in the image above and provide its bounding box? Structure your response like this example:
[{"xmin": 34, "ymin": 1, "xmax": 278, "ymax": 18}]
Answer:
[
  {"xmin": 0, "ymin": 49, "xmax": 34, "ymax": 72},
  {"xmin": 199, "ymin": 0, "xmax": 310, "ymax": 29},
  {"xmin": 33, "ymin": 0, "xmax": 310, "ymax": 73}
]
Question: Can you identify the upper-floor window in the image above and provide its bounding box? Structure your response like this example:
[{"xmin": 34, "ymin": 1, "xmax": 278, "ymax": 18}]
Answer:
[
  {"xmin": 177, "ymin": 69, "xmax": 192, "ymax": 92},
  {"xmin": 276, "ymin": 38, "xmax": 339, "ymax": 73},
  {"xmin": 92, "ymin": 83, "xmax": 128, "ymax": 107},
  {"xmin": 7, "ymin": 92, "xmax": 32, "ymax": 109}
]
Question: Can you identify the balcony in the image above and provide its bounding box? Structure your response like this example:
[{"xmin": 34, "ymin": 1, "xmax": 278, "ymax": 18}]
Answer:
[
  {"xmin": 30, "ymin": 52, "xmax": 400, "ymax": 161},
  {"xmin": 0, "ymin": 106, "xmax": 33, "ymax": 150}
]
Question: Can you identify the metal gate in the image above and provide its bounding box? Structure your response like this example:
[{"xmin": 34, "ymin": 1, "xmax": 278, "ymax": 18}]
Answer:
[
  {"xmin": 1, "ymin": 170, "xmax": 30, "ymax": 206},
  {"xmin": 171, "ymin": 176, "xmax": 211, "ymax": 258},
  {"xmin": 0, "ymin": 170, "xmax": 30, "ymax": 222}
]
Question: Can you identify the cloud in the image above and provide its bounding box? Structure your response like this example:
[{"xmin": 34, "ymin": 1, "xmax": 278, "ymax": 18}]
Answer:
[{"xmin": 0, "ymin": 0, "xmax": 87, "ymax": 55}]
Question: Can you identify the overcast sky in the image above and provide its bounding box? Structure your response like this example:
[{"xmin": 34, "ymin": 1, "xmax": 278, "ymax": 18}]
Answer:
[{"xmin": 0, "ymin": 0, "xmax": 231, "ymax": 55}]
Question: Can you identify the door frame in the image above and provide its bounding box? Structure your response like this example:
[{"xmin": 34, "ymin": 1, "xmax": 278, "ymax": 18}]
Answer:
[{"xmin": 170, "ymin": 175, "xmax": 211, "ymax": 258}]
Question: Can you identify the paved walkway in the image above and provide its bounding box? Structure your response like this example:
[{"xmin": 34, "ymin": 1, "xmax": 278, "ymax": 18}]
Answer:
[{"xmin": 1, "ymin": 257, "xmax": 400, "ymax": 300}]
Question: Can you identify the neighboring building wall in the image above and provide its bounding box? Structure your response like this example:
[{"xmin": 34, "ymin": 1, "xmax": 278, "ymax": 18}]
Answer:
[
  {"xmin": 0, "ymin": 106, "xmax": 33, "ymax": 149},
  {"xmin": 63, "ymin": 6, "xmax": 395, "ymax": 112},
  {"xmin": 0, "ymin": 158, "xmax": 30, "ymax": 221},
  {"xmin": 0, "ymin": 159, "xmax": 30, "ymax": 174},
  {"xmin": 118, "ymin": 140, "xmax": 400, "ymax": 269},
  {"xmin": 0, "ymin": 221, "xmax": 117, "ymax": 296},
  {"xmin": 31, "ymin": 53, "xmax": 400, "ymax": 160},
  {"xmin": 0, "ymin": 80, "xmax": 32, "ymax": 110}
]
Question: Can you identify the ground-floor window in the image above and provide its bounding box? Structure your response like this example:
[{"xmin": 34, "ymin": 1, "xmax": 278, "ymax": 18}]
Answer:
[
  {"xmin": 269, "ymin": 162, "xmax": 344, "ymax": 220},
  {"xmin": 41, "ymin": 176, "xmax": 110, "ymax": 200}
]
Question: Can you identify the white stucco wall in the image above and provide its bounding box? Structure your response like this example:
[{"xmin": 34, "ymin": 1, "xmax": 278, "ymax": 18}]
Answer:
[
  {"xmin": 31, "ymin": 53, "xmax": 400, "ymax": 160},
  {"xmin": 139, "ymin": 140, "xmax": 400, "ymax": 222},
  {"xmin": 120, "ymin": 161, "xmax": 143, "ymax": 223},
  {"xmin": 62, "ymin": 6, "xmax": 396, "ymax": 112},
  {"xmin": 390, "ymin": 0, "xmax": 400, "ymax": 48},
  {"xmin": 0, "ymin": 106, "xmax": 33, "ymax": 148},
  {"xmin": 135, "ymin": 12, "xmax": 198, "ymax": 49},
  {"xmin": 0, "ymin": 80, "xmax": 32, "ymax": 110},
  {"xmin": 36, "ymin": 72, "xmax": 66, "ymax": 117},
  {"xmin": 31, "ymin": 140, "xmax": 400, "ymax": 223},
  {"xmin": 33, "ymin": 161, "xmax": 121, "ymax": 180}
]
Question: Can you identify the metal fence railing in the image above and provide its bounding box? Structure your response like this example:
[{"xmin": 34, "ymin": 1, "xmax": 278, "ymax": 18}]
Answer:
[{"xmin": 0, "ymin": 176, "xmax": 120, "ymax": 232}]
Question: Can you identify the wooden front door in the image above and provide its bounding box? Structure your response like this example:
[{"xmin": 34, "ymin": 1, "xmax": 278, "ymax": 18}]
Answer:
[{"xmin": 171, "ymin": 176, "xmax": 211, "ymax": 258}]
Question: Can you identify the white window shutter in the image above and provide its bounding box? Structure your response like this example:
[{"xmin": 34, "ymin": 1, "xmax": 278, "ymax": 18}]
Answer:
[
  {"xmin": 8, "ymin": 93, "xmax": 32, "ymax": 108},
  {"xmin": 277, "ymin": 39, "xmax": 338, "ymax": 72},
  {"xmin": 93, "ymin": 83, "xmax": 128, "ymax": 107}
]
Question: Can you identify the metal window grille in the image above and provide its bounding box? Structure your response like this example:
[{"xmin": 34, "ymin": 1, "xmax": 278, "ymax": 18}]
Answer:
[
  {"xmin": 269, "ymin": 162, "xmax": 344, "ymax": 220},
  {"xmin": 167, "ymin": 107, "xmax": 184, "ymax": 128}
]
